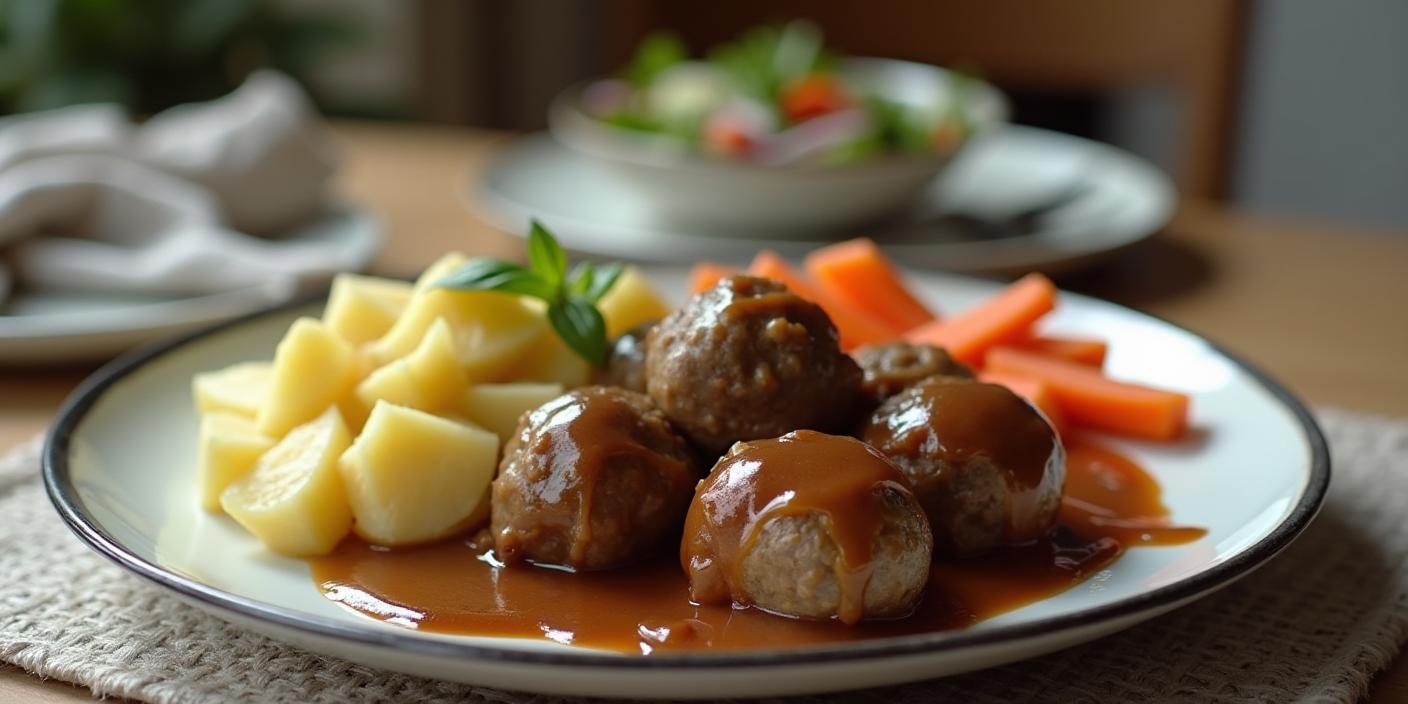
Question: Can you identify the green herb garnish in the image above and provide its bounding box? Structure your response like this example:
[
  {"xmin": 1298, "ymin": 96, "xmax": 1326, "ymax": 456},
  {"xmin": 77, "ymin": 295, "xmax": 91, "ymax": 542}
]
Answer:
[
  {"xmin": 707, "ymin": 20, "xmax": 832, "ymax": 104},
  {"xmin": 437, "ymin": 221, "xmax": 623, "ymax": 365},
  {"xmin": 625, "ymin": 30, "xmax": 687, "ymax": 87}
]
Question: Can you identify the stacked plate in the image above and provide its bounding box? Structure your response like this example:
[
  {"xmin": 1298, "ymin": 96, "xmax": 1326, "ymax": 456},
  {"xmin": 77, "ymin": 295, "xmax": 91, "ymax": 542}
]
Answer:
[{"xmin": 476, "ymin": 125, "xmax": 1175, "ymax": 275}]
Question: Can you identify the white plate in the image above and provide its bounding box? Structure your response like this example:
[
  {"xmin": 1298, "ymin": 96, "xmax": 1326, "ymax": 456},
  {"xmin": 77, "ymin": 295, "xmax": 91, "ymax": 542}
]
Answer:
[
  {"xmin": 43, "ymin": 268, "xmax": 1327, "ymax": 699},
  {"xmin": 0, "ymin": 207, "xmax": 381, "ymax": 365},
  {"xmin": 475, "ymin": 127, "xmax": 1176, "ymax": 275}
]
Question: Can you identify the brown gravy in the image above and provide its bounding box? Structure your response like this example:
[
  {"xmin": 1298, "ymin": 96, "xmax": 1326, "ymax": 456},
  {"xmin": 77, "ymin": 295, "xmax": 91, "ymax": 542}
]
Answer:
[
  {"xmin": 860, "ymin": 377, "xmax": 1065, "ymax": 546},
  {"xmin": 680, "ymin": 431, "xmax": 919, "ymax": 625},
  {"xmin": 311, "ymin": 435, "xmax": 1205, "ymax": 654}
]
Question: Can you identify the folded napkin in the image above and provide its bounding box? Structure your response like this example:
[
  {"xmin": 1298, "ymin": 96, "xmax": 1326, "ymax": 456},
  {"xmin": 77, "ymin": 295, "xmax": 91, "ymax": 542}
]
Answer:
[
  {"xmin": 1, "ymin": 408, "xmax": 1405, "ymax": 704},
  {"xmin": 0, "ymin": 71, "xmax": 358, "ymax": 308}
]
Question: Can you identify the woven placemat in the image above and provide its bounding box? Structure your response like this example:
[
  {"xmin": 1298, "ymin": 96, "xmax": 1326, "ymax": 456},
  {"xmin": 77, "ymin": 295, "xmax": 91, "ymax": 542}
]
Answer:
[{"xmin": 2, "ymin": 408, "xmax": 1405, "ymax": 703}]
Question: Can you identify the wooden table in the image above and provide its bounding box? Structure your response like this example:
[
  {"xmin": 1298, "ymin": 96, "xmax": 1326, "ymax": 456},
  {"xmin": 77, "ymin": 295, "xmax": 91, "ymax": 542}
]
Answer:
[{"xmin": 4, "ymin": 122, "xmax": 1407, "ymax": 702}]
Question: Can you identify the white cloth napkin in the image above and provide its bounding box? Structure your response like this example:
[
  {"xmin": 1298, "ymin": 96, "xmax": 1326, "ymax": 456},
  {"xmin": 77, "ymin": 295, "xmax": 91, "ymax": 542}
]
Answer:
[{"xmin": 0, "ymin": 71, "xmax": 361, "ymax": 307}]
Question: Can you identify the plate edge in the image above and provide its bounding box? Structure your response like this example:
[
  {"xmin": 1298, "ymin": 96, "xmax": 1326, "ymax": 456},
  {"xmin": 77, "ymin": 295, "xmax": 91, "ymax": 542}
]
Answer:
[{"xmin": 39, "ymin": 291, "xmax": 1331, "ymax": 670}]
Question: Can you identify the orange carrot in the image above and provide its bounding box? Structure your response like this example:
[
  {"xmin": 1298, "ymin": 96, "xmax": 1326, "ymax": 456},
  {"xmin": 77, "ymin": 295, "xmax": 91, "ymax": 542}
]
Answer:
[
  {"xmin": 804, "ymin": 238, "xmax": 938, "ymax": 332},
  {"xmin": 747, "ymin": 250, "xmax": 898, "ymax": 350},
  {"xmin": 1009, "ymin": 334, "xmax": 1108, "ymax": 367},
  {"xmin": 979, "ymin": 370, "xmax": 1067, "ymax": 433},
  {"xmin": 905, "ymin": 273, "xmax": 1058, "ymax": 366},
  {"xmin": 985, "ymin": 347, "xmax": 1189, "ymax": 441},
  {"xmin": 689, "ymin": 262, "xmax": 736, "ymax": 295}
]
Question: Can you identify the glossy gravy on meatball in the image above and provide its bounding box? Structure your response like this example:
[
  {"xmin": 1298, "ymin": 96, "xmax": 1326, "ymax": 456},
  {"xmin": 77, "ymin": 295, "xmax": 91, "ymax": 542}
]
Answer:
[
  {"xmin": 595, "ymin": 321, "xmax": 654, "ymax": 392},
  {"xmin": 682, "ymin": 431, "xmax": 926, "ymax": 624},
  {"xmin": 646, "ymin": 276, "xmax": 861, "ymax": 454},
  {"xmin": 862, "ymin": 377, "xmax": 1064, "ymax": 553},
  {"xmin": 492, "ymin": 387, "xmax": 696, "ymax": 570}
]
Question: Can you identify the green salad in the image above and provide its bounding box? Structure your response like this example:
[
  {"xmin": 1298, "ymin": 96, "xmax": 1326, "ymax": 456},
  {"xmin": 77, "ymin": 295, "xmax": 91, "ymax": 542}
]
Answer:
[{"xmin": 579, "ymin": 21, "xmax": 975, "ymax": 166}]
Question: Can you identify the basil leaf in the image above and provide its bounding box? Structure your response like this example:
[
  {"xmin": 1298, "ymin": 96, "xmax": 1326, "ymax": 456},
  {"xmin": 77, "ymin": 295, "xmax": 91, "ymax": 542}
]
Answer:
[
  {"xmin": 436, "ymin": 258, "xmax": 555, "ymax": 299},
  {"xmin": 567, "ymin": 261, "xmax": 595, "ymax": 297},
  {"xmin": 527, "ymin": 220, "xmax": 568, "ymax": 285},
  {"xmin": 548, "ymin": 298, "xmax": 608, "ymax": 365},
  {"xmin": 583, "ymin": 261, "xmax": 624, "ymax": 304}
]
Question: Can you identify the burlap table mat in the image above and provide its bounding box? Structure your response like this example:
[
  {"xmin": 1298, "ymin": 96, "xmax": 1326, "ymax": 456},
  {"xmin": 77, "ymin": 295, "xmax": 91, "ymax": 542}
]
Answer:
[{"xmin": 1, "ymin": 408, "xmax": 1405, "ymax": 703}]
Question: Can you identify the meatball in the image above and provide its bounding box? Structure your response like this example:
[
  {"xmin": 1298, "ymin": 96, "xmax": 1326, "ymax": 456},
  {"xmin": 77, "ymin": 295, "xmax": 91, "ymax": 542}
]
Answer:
[
  {"xmin": 646, "ymin": 275, "xmax": 862, "ymax": 455},
  {"xmin": 859, "ymin": 376, "xmax": 1064, "ymax": 557},
  {"xmin": 852, "ymin": 341, "xmax": 973, "ymax": 406},
  {"xmin": 682, "ymin": 430, "xmax": 931, "ymax": 624},
  {"xmin": 492, "ymin": 386, "xmax": 698, "ymax": 570},
  {"xmin": 594, "ymin": 321, "xmax": 654, "ymax": 392}
]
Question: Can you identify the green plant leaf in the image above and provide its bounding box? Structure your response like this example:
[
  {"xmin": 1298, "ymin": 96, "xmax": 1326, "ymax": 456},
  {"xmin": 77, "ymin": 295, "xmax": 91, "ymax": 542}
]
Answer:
[
  {"xmin": 436, "ymin": 258, "xmax": 555, "ymax": 299},
  {"xmin": 567, "ymin": 261, "xmax": 595, "ymax": 297},
  {"xmin": 439, "ymin": 221, "xmax": 616, "ymax": 366},
  {"xmin": 771, "ymin": 19, "xmax": 823, "ymax": 82},
  {"xmin": 625, "ymin": 30, "xmax": 686, "ymax": 87},
  {"xmin": 583, "ymin": 262, "xmax": 624, "ymax": 304},
  {"xmin": 548, "ymin": 298, "xmax": 608, "ymax": 365},
  {"xmin": 527, "ymin": 220, "xmax": 567, "ymax": 285}
]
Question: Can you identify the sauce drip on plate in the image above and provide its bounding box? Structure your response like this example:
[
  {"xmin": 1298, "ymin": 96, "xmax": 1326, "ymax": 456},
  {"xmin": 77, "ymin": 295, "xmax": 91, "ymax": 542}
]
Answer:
[{"xmin": 311, "ymin": 437, "xmax": 1204, "ymax": 654}]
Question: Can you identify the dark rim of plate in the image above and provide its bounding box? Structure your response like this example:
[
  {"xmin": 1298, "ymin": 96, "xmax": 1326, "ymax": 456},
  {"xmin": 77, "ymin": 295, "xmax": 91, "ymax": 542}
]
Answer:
[{"xmin": 42, "ymin": 290, "xmax": 1331, "ymax": 671}]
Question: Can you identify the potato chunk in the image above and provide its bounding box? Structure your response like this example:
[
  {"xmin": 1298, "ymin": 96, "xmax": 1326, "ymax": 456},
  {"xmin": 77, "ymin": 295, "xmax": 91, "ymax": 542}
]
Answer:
[
  {"xmin": 354, "ymin": 318, "xmax": 467, "ymax": 414},
  {"xmin": 462, "ymin": 382, "xmax": 564, "ymax": 444},
  {"xmin": 413, "ymin": 252, "xmax": 469, "ymax": 292},
  {"xmin": 220, "ymin": 407, "xmax": 353, "ymax": 556},
  {"xmin": 366, "ymin": 289, "xmax": 547, "ymax": 381},
  {"xmin": 197, "ymin": 413, "xmax": 274, "ymax": 512},
  {"xmin": 323, "ymin": 274, "xmax": 413, "ymax": 345},
  {"xmin": 354, "ymin": 361, "xmax": 424, "ymax": 414},
  {"xmin": 339, "ymin": 401, "xmax": 498, "ymax": 546},
  {"xmin": 193, "ymin": 362, "xmax": 271, "ymax": 418},
  {"xmin": 402, "ymin": 317, "xmax": 468, "ymax": 408},
  {"xmin": 512, "ymin": 330, "xmax": 591, "ymax": 387},
  {"xmin": 598, "ymin": 265, "xmax": 672, "ymax": 338},
  {"xmin": 257, "ymin": 318, "xmax": 357, "ymax": 437}
]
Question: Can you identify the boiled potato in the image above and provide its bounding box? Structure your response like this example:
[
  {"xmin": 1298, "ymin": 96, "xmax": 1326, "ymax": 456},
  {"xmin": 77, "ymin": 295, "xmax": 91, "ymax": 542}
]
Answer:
[
  {"xmin": 511, "ymin": 329, "xmax": 591, "ymax": 387},
  {"xmin": 402, "ymin": 317, "xmax": 468, "ymax": 408},
  {"xmin": 354, "ymin": 361, "xmax": 425, "ymax": 415},
  {"xmin": 323, "ymin": 274, "xmax": 413, "ymax": 345},
  {"xmin": 339, "ymin": 401, "xmax": 498, "ymax": 546},
  {"xmin": 257, "ymin": 318, "xmax": 357, "ymax": 437},
  {"xmin": 365, "ymin": 289, "xmax": 547, "ymax": 381},
  {"xmin": 197, "ymin": 413, "xmax": 274, "ymax": 512},
  {"xmin": 193, "ymin": 362, "xmax": 271, "ymax": 418},
  {"xmin": 598, "ymin": 265, "xmax": 672, "ymax": 338},
  {"xmin": 220, "ymin": 407, "xmax": 353, "ymax": 556},
  {"xmin": 354, "ymin": 317, "xmax": 467, "ymax": 414},
  {"xmin": 413, "ymin": 252, "xmax": 469, "ymax": 292},
  {"xmin": 462, "ymin": 382, "xmax": 564, "ymax": 444}
]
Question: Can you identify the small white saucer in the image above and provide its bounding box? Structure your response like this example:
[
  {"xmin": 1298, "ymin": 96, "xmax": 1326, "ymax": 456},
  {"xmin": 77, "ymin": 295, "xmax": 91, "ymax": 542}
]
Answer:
[
  {"xmin": 0, "ymin": 207, "xmax": 380, "ymax": 365},
  {"xmin": 475, "ymin": 126, "xmax": 1175, "ymax": 275}
]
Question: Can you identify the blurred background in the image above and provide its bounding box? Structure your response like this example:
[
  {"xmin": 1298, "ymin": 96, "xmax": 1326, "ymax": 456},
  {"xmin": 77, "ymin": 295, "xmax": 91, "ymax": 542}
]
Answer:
[{"xmin": 5, "ymin": 0, "xmax": 1399, "ymax": 229}]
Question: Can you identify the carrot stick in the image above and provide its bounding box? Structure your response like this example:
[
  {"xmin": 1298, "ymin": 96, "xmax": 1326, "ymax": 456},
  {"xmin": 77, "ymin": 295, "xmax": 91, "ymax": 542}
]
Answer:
[
  {"xmin": 804, "ymin": 238, "xmax": 937, "ymax": 332},
  {"xmin": 905, "ymin": 273, "xmax": 1057, "ymax": 366},
  {"xmin": 979, "ymin": 370, "xmax": 1067, "ymax": 434},
  {"xmin": 747, "ymin": 250, "xmax": 898, "ymax": 350},
  {"xmin": 689, "ymin": 262, "xmax": 736, "ymax": 295},
  {"xmin": 1008, "ymin": 334, "xmax": 1108, "ymax": 367},
  {"xmin": 985, "ymin": 347, "xmax": 1189, "ymax": 441}
]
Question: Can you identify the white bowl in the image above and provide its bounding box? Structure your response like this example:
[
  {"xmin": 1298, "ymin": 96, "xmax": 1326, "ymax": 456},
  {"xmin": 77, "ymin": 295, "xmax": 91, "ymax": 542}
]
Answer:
[{"xmin": 548, "ymin": 58, "xmax": 1009, "ymax": 235}]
